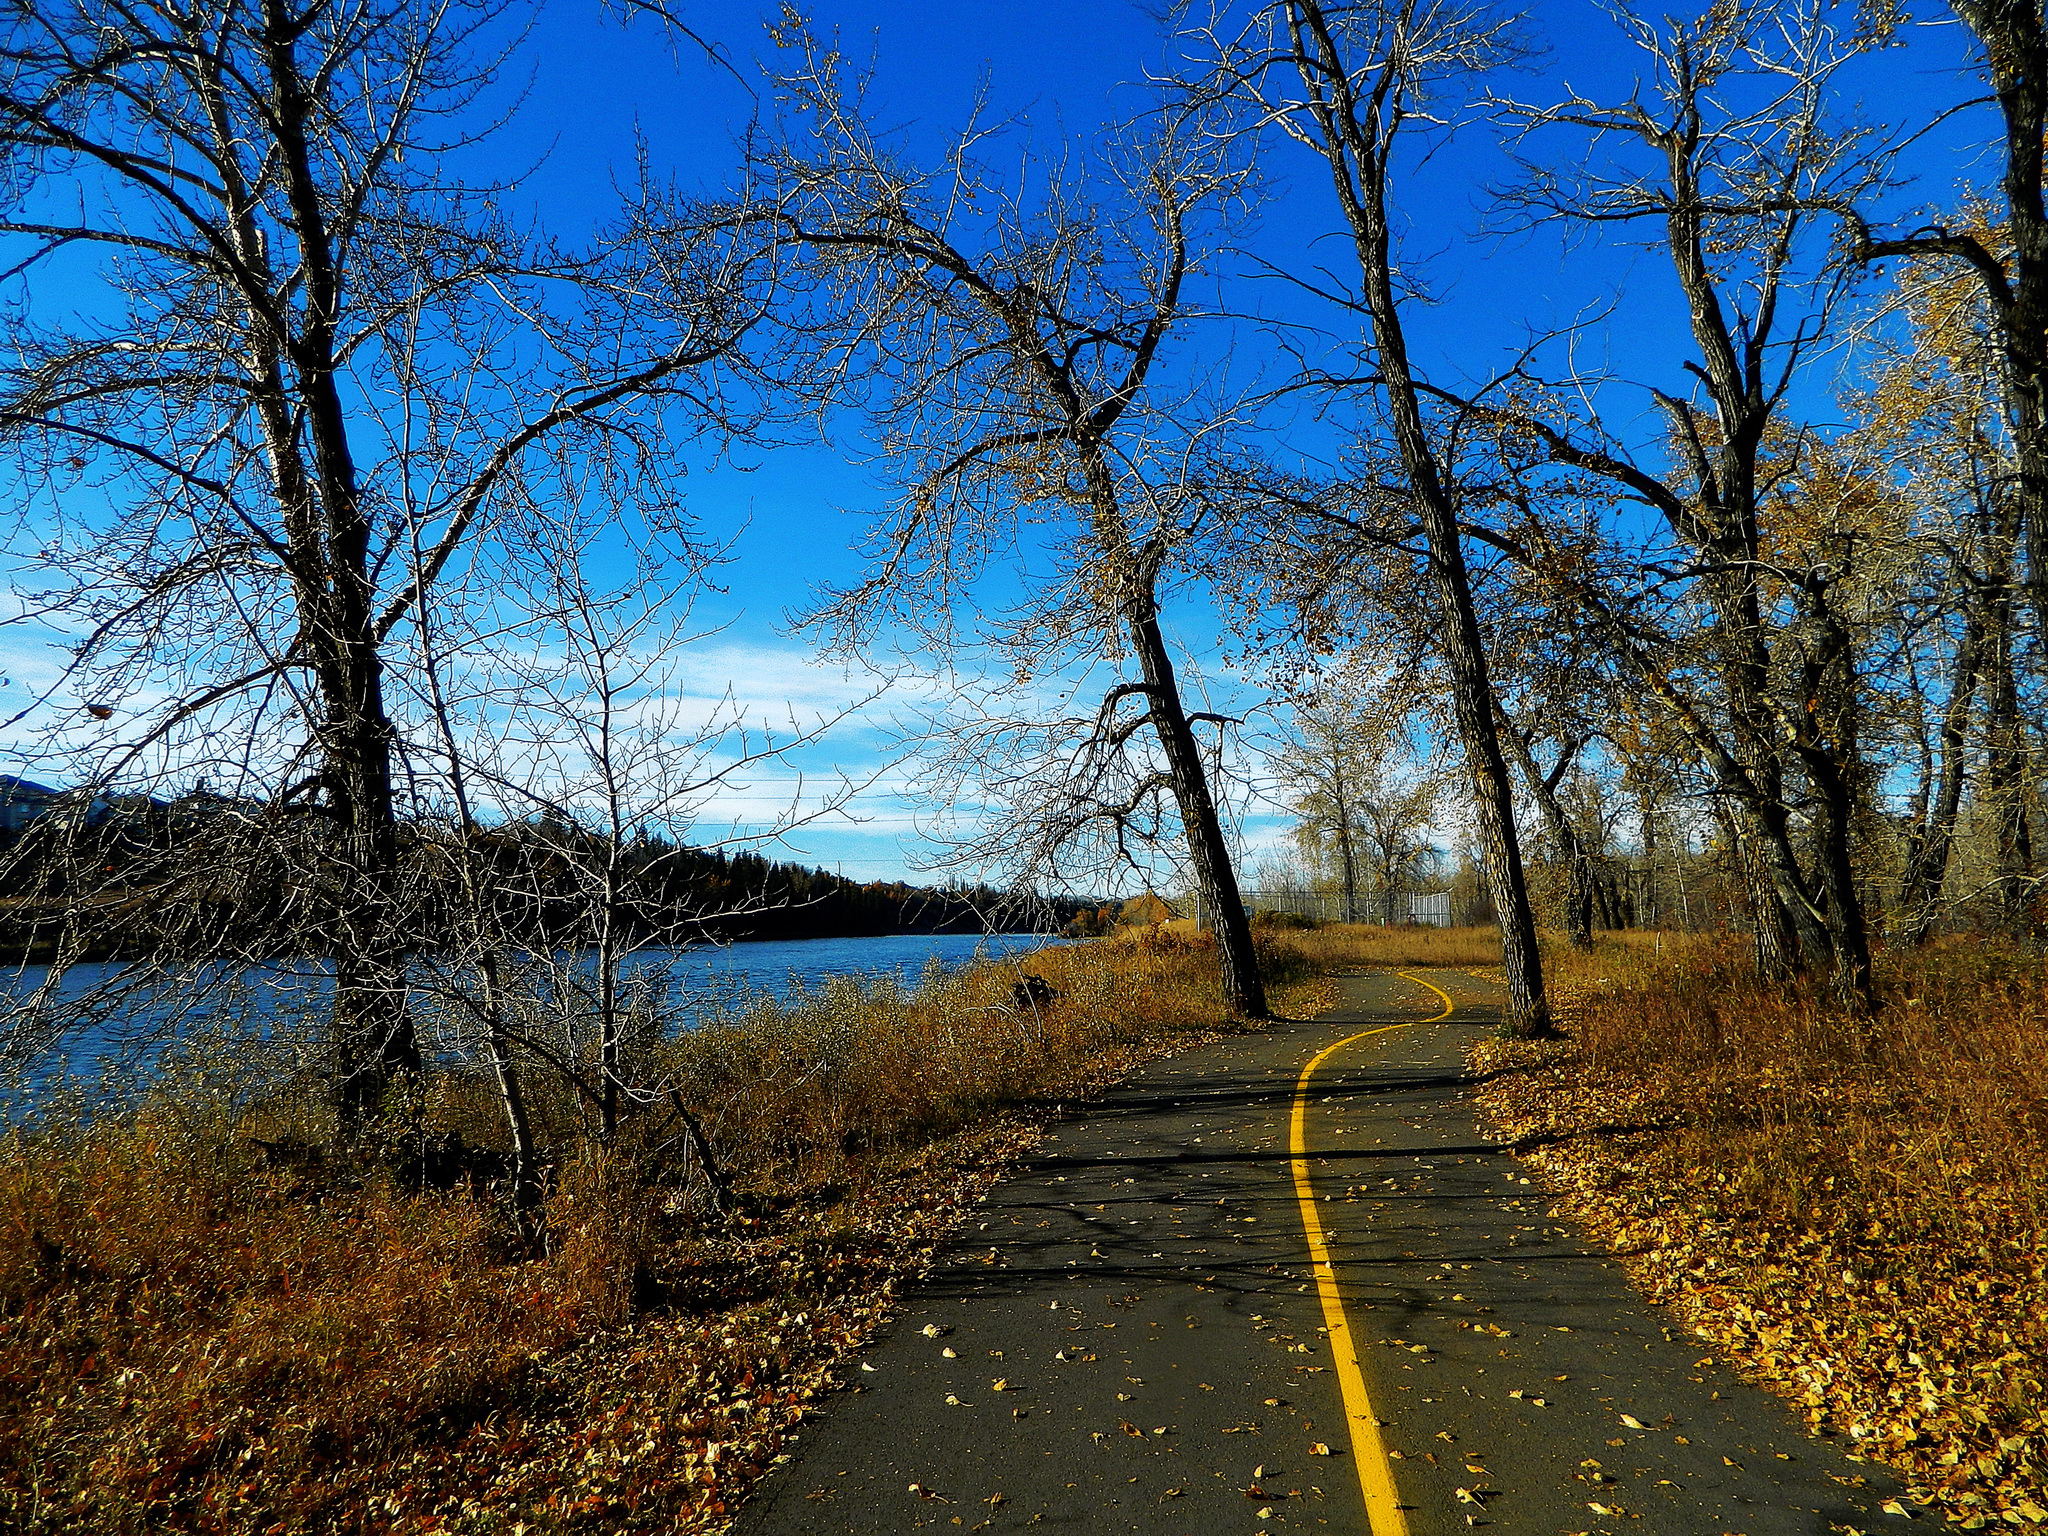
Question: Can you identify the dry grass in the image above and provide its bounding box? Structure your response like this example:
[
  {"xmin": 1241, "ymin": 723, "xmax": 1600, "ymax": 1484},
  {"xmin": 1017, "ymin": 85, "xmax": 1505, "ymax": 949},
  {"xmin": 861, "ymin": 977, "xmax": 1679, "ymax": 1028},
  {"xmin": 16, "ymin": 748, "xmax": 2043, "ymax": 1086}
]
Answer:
[
  {"xmin": 1251, "ymin": 920, "xmax": 1503, "ymax": 971},
  {"xmin": 1472, "ymin": 932, "xmax": 2048, "ymax": 1529},
  {"xmin": 0, "ymin": 928, "xmax": 1329, "ymax": 1534},
  {"xmin": 670, "ymin": 927, "xmax": 1312, "ymax": 1190}
]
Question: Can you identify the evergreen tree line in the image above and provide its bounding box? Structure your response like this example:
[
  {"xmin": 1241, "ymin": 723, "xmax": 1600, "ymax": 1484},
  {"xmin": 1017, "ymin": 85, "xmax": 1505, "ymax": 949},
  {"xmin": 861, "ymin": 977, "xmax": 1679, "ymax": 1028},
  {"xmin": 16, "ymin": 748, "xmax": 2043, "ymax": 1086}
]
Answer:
[{"xmin": 0, "ymin": 794, "xmax": 1050, "ymax": 963}]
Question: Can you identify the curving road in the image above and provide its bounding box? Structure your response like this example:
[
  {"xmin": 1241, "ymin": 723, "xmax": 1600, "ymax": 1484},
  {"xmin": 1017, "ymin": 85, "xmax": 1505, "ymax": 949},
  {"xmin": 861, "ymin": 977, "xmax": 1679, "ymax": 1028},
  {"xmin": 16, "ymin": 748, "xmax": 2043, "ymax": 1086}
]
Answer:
[{"xmin": 735, "ymin": 969, "xmax": 1892, "ymax": 1535}]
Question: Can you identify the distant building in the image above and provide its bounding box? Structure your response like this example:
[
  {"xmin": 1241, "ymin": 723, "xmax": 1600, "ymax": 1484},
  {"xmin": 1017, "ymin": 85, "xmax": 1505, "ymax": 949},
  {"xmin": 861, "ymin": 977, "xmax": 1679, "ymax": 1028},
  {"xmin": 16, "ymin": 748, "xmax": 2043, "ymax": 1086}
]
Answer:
[
  {"xmin": 0, "ymin": 775, "xmax": 58, "ymax": 833},
  {"xmin": 168, "ymin": 784, "xmax": 266, "ymax": 829},
  {"xmin": 0, "ymin": 776, "xmax": 118, "ymax": 833}
]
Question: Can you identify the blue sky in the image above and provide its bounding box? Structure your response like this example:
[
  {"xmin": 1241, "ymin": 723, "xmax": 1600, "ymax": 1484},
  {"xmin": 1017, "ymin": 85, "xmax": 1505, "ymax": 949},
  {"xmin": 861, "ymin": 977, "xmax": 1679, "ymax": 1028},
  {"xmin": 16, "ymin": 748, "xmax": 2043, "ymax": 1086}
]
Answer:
[{"xmin": 0, "ymin": 0, "xmax": 1995, "ymax": 890}]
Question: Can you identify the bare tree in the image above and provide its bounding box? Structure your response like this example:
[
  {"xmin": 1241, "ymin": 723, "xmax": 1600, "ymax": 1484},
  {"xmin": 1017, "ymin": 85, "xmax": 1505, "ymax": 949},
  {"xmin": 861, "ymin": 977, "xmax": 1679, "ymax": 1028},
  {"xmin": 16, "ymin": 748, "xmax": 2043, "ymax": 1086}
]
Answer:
[
  {"xmin": 1496, "ymin": 714, "xmax": 1604, "ymax": 948},
  {"xmin": 1846, "ymin": 234, "xmax": 2038, "ymax": 939},
  {"xmin": 1461, "ymin": 0, "xmax": 1893, "ymax": 1008},
  {"xmin": 0, "ymin": 0, "xmax": 767, "ymax": 1120},
  {"xmin": 1187, "ymin": 0, "xmax": 1552, "ymax": 1033},
  {"xmin": 1839, "ymin": 0, "xmax": 2048, "ymax": 646},
  {"xmin": 1353, "ymin": 769, "xmax": 1442, "ymax": 926},
  {"xmin": 396, "ymin": 491, "xmax": 880, "ymax": 1218},
  {"xmin": 1271, "ymin": 676, "xmax": 1449, "ymax": 927},
  {"xmin": 1274, "ymin": 694, "xmax": 1374, "ymax": 924},
  {"xmin": 750, "ymin": 24, "xmax": 1271, "ymax": 1015}
]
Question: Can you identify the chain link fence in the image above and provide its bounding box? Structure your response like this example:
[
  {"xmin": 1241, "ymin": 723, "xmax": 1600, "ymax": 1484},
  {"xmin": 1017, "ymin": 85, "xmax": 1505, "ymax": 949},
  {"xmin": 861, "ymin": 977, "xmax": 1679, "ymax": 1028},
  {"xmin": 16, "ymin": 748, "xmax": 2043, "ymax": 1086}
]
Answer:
[{"xmin": 1238, "ymin": 889, "xmax": 1456, "ymax": 926}]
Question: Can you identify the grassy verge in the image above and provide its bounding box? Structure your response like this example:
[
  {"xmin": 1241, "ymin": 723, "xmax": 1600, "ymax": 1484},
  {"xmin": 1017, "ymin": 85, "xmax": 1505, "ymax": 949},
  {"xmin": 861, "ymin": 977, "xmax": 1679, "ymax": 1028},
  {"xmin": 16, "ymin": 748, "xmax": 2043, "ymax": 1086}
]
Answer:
[
  {"xmin": 1136, "ymin": 913, "xmax": 1500, "ymax": 971},
  {"xmin": 1, "ymin": 923, "xmax": 1367, "ymax": 1534},
  {"xmin": 1262, "ymin": 919, "xmax": 1503, "ymax": 971},
  {"xmin": 1471, "ymin": 933, "xmax": 2048, "ymax": 1531}
]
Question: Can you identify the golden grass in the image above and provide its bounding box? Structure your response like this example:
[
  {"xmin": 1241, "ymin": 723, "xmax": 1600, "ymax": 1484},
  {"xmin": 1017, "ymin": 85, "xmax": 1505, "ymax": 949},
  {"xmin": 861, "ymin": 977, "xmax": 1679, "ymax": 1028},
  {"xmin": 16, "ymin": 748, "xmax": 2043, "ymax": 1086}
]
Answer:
[
  {"xmin": 1255, "ymin": 921, "xmax": 1503, "ymax": 971},
  {"xmin": 0, "ymin": 928, "xmax": 1328, "ymax": 1534},
  {"xmin": 1472, "ymin": 932, "xmax": 2048, "ymax": 1528}
]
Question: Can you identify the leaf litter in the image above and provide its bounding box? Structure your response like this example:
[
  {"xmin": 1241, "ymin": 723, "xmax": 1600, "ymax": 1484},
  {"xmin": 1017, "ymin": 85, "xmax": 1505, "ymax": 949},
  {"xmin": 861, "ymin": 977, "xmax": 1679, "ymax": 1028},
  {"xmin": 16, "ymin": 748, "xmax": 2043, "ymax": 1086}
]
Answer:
[{"xmin": 1466, "ymin": 944, "xmax": 2048, "ymax": 1531}]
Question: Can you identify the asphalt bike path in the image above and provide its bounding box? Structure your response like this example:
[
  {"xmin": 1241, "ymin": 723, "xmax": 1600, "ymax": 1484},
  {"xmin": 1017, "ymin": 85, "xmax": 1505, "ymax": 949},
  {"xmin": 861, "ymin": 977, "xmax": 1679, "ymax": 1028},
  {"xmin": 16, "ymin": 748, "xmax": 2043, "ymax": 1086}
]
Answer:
[{"xmin": 736, "ymin": 969, "xmax": 1894, "ymax": 1535}]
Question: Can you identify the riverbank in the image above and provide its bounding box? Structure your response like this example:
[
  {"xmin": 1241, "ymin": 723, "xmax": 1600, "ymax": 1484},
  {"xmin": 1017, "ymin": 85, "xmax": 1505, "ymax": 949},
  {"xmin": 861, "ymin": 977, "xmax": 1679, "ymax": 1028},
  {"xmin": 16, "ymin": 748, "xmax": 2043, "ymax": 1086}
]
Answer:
[
  {"xmin": 0, "ymin": 922, "xmax": 1479, "ymax": 1533},
  {"xmin": 8, "ymin": 932, "xmax": 1068, "ymax": 1100},
  {"xmin": 1472, "ymin": 933, "xmax": 2048, "ymax": 1530}
]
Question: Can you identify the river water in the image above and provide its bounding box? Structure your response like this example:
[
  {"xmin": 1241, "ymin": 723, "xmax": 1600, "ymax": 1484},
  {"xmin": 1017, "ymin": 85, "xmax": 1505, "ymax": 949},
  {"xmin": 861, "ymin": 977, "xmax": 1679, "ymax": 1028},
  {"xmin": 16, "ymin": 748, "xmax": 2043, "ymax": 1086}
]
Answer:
[
  {"xmin": 3, "ymin": 931, "xmax": 1066, "ymax": 1113},
  {"xmin": 648, "ymin": 931, "xmax": 1061, "ymax": 1003}
]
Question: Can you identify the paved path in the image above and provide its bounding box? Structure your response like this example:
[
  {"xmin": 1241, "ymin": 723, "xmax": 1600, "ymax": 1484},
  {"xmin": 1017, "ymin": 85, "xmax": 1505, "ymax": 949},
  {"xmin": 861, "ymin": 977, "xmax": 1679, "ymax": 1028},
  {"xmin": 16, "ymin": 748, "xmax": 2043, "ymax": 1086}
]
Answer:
[{"xmin": 736, "ymin": 970, "xmax": 1893, "ymax": 1535}]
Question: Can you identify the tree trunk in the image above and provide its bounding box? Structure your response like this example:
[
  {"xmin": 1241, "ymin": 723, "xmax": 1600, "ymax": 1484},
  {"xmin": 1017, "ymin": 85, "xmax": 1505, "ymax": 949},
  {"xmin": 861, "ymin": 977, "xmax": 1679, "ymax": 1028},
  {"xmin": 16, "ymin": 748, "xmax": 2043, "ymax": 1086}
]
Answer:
[
  {"xmin": 478, "ymin": 950, "xmax": 544, "ymax": 1233},
  {"xmin": 1128, "ymin": 608, "xmax": 1269, "ymax": 1017},
  {"xmin": 1638, "ymin": 792, "xmax": 1660, "ymax": 929},
  {"xmin": 1796, "ymin": 741, "xmax": 1876, "ymax": 1011},
  {"xmin": 1590, "ymin": 864, "xmax": 1625, "ymax": 932},
  {"xmin": 1499, "ymin": 718, "xmax": 1594, "ymax": 949},
  {"xmin": 1899, "ymin": 615, "xmax": 1982, "ymax": 943},
  {"xmin": 1945, "ymin": 0, "xmax": 2048, "ymax": 637},
  {"xmin": 422, "ymin": 650, "xmax": 542, "ymax": 1224},
  {"xmin": 1985, "ymin": 624, "xmax": 2035, "ymax": 937},
  {"xmin": 1287, "ymin": 0, "xmax": 1550, "ymax": 1034},
  {"xmin": 1714, "ymin": 573, "xmax": 1835, "ymax": 982},
  {"xmin": 1332, "ymin": 780, "xmax": 1360, "ymax": 924},
  {"xmin": 265, "ymin": 6, "xmax": 418, "ymax": 1130},
  {"xmin": 598, "ymin": 899, "xmax": 623, "ymax": 1141},
  {"xmin": 325, "ymin": 649, "xmax": 418, "ymax": 1130}
]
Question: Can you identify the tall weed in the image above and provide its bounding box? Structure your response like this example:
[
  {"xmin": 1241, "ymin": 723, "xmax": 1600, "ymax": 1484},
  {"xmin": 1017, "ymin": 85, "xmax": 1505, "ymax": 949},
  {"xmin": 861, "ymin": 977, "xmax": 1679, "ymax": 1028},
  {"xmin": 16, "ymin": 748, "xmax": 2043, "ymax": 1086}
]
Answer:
[{"xmin": 1560, "ymin": 934, "xmax": 2048, "ymax": 1237}]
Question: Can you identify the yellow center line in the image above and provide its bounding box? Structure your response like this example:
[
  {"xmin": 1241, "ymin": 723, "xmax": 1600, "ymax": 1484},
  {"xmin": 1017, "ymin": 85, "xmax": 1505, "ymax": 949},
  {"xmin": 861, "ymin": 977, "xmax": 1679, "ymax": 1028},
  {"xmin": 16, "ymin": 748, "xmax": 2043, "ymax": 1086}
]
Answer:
[{"xmin": 1288, "ymin": 970, "xmax": 1456, "ymax": 1535}]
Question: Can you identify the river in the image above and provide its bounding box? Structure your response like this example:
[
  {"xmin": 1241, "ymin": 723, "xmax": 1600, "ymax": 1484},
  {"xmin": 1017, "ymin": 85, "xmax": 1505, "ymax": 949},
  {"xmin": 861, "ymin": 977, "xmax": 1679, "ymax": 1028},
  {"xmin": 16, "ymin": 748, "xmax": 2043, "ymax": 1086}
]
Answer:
[{"xmin": 3, "ymin": 931, "xmax": 1067, "ymax": 1112}]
